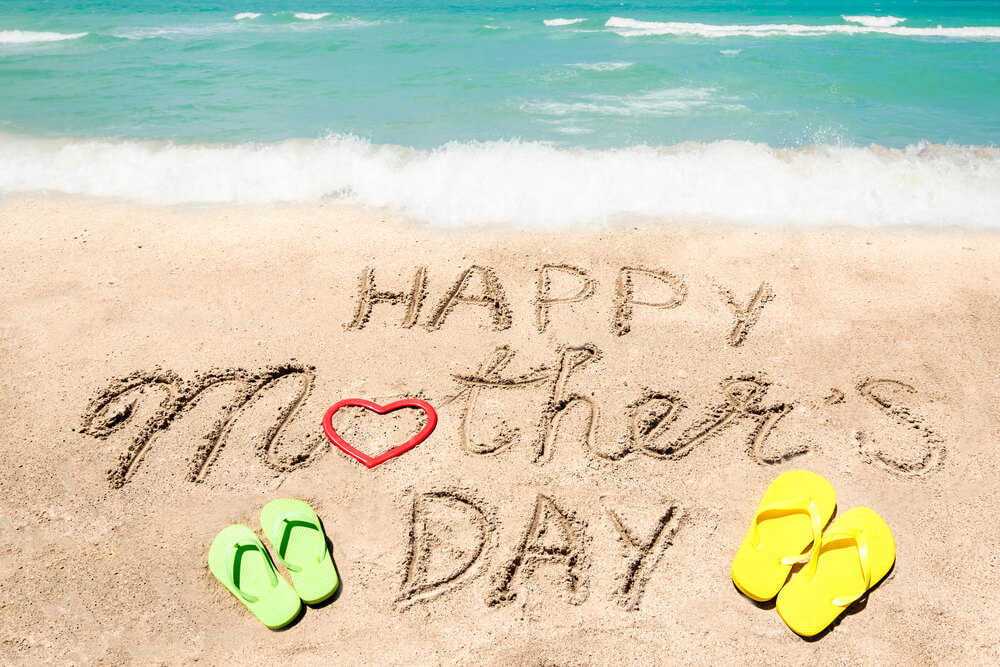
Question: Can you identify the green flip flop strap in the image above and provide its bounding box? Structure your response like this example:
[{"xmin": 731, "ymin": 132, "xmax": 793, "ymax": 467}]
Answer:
[
  {"xmin": 272, "ymin": 511, "xmax": 328, "ymax": 573},
  {"xmin": 229, "ymin": 538, "xmax": 280, "ymax": 603}
]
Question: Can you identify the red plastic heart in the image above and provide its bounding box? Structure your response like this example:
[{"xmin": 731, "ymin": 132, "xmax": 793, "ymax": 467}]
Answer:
[{"xmin": 321, "ymin": 398, "xmax": 437, "ymax": 469}]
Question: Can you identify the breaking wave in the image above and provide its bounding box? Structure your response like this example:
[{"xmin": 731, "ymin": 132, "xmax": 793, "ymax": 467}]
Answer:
[
  {"xmin": 0, "ymin": 30, "xmax": 88, "ymax": 44},
  {"xmin": 605, "ymin": 16, "xmax": 1000, "ymax": 40},
  {"xmin": 0, "ymin": 133, "xmax": 997, "ymax": 229}
]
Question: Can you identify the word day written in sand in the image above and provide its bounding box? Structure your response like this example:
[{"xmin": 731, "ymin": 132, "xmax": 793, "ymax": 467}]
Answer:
[{"xmin": 80, "ymin": 261, "xmax": 945, "ymax": 611}]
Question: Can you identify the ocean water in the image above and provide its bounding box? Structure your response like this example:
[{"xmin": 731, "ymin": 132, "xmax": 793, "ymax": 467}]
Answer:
[{"xmin": 1, "ymin": 0, "xmax": 998, "ymax": 227}]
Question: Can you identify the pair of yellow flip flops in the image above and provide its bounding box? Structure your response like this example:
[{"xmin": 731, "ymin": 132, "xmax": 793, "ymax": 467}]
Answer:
[
  {"xmin": 731, "ymin": 470, "xmax": 895, "ymax": 637},
  {"xmin": 208, "ymin": 498, "xmax": 339, "ymax": 629}
]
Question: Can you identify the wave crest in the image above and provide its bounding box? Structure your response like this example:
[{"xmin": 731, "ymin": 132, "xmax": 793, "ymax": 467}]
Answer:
[
  {"xmin": 605, "ymin": 16, "xmax": 1000, "ymax": 39},
  {"xmin": 522, "ymin": 88, "xmax": 744, "ymax": 117},
  {"xmin": 842, "ymin": 15, "xmax": 906, "ymax": 28},
  {"xmin": 0, "ymin": 30, "xmax": 88, "ymax": 44},
  {"xmin": 0, "ymin": 133, "xmax": 997, "ymax": 229},
  {"xmin": 568, "ymin": 61, "xmax": 634, "ymax": 71},
  {"xmin": 544, "ymin": 18, "xmax": 587, "ymax": 27}
]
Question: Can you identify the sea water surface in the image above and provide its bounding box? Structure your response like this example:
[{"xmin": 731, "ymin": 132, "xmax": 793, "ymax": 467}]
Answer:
[{"xmin": 1, "ymin": 0, "xmax": 998, "ymax": 226}]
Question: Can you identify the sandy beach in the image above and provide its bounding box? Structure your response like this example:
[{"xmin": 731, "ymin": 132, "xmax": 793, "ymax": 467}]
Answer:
[{"xmin": 0, "ymin": 194, "xmax": 997, "ymax": 663}]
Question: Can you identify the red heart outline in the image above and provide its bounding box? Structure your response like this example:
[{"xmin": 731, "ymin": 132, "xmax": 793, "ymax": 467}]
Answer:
[{"xmin": 321, "ymin": 398, "xmax": 437, "ymax": 469}]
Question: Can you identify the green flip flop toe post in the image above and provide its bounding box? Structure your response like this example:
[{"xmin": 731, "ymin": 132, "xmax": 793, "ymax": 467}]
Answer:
[
  {"xmin": 260, "ymin": 499, "xmax": 340, "ymax": 605},
  {"xmin": 208, "ymin": 524, "xmax": 302, "ymax": 629}
]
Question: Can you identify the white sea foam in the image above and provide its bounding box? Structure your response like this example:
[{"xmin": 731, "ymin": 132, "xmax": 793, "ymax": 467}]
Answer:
[
  {"xmin": 544, "ymin": 18, "xmax": 587, "ymax": 26},
  {"xmin": 0, "ymin": 30, "xmax": 88, "ymax": 44},
  {"xmin": 329, "ymin": 17, "xmax": 383, "ymax": 28},
  {"xmin": 842, "ymin": 15, "xmax": 905, "ymax": 28},
  {"xmin": 117, "ymin": 15, "xmax": 376, "ymax": 40},
  {"xmin": 293, "ymin": 12, "xmax": 331, "ymax": 21},
  {"xmin": 234, "ymin": 12, "xmax": 262, "ymax": 20},
  {"xmin": 114, "ymin": 23, "xmax": 242, "ymax": 39},
  {"xmin": 2, "ymin": 133, "xmax": 998, "ymax": 229},
  {"xmin": 605, "ymin": 16, "xmax": 1000, "ymax": 39},
  {"xmin": 719, "ymin": 49, "xmax": 741, "ymax": 55},
  {"xmin": 568, "ymin": 61, "xmax": 634, "ymax": 71},
  {"xmin": 523, "ymin": 88, "xmax": 745, "ymax": 117}
]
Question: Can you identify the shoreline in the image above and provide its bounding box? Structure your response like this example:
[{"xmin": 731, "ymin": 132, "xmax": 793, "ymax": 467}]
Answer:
[
  {"xmin": 1, "ymin": 194, "xmax": 999, "ymax": 663},
  {"xmin": 2, "ymin": 133, "xmax": 998, "ymax": 229},
  {"xmin": 5, "ymin": 190, "xmax": 1000, "ymax": 236}
]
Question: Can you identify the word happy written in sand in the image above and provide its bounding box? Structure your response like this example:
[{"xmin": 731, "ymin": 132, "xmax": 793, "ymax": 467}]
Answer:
[{"xmin": 346, "ymin": 264, "xmax": 773, "ymax": 343}]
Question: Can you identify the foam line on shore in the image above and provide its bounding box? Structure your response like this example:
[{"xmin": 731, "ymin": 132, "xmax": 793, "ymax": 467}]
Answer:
[{"xmin": 0, "ymin": 133, "xmax": 997, "ymax": 228}]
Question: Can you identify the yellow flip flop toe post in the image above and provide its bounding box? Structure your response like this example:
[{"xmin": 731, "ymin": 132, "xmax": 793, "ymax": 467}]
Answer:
[
  {"xmin": 776, "ymin": 507, "xmax": 895, "ymax": 637},
  {"xmin": 731, "ymin": 470, "xmax": 836, "ymax": 601}
]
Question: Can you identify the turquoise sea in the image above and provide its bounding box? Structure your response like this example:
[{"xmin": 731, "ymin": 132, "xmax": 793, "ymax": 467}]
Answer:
[{"xmin": 1, "ymin": 1, "xmax": 998, "ymax": 226}]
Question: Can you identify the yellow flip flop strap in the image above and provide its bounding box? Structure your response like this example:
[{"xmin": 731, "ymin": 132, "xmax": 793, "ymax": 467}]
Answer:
[
  {"xmin": 804, "ymin": 527, "xmax": 872, "ymax": 607},
  {"xmin": 750, "ymin": 498, "xmax": 823, "ymax": 565}
]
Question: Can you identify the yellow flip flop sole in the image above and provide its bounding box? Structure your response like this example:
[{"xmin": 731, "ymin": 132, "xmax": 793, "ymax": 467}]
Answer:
[
  {"xmin": 731, "ymin": 470, "xmax": 837, "ymax": 601},
  {"xmin": 776, "ymin": 506, "xmax": 895, "ymax": 636}
]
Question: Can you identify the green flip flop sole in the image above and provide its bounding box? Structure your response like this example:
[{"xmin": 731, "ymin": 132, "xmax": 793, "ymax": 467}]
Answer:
[
  {"xmin": 260, "ymin": 498, "xmax": 340, "ymax": 605},
  {"xmin": 208, "ymin": 524, "xmax": 302, "ymax": 629}
]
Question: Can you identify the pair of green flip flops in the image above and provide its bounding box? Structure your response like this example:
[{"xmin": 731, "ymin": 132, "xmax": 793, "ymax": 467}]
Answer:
[{"xmin": 208, "ymin": 498, "xmax": 339, "ymax": 629}]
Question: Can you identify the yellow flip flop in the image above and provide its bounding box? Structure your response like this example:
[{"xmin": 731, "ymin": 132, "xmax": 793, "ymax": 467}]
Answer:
[
  {"xmin": 731, "ymin": 470, "xmax": 836, "ymax": 601},
  {"xmin": 776, "ymin": 507, "xmax": 895, "ymax": 636}
]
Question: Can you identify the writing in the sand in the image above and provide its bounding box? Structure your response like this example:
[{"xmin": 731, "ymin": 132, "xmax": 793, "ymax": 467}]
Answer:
[
  {"xmin": 77, "ymin": 259, "xmax": 949, "ymax": 613},
  {"xmin": 79, "ymin": 333, "xmax": 945, "ymax": 612},
  {"xmin": 345, "ymin": 264, "xmax": 772, "ymax": 344},
  {"xmin": 444, "ymin": 345, "xmax": 795, "ymax": 464},
  {"xmin": 82, "ymin": 354, "xmax": 944, "ymax": 490},
  {"xmin": 398, "ymin": 488, "xmax": 683, "ymax": 611}
]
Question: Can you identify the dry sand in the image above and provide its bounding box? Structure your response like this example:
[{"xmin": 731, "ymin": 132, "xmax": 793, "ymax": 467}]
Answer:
[{"xmin": 0, "ymin": 194, "xmax": 998, "ymax": 664}]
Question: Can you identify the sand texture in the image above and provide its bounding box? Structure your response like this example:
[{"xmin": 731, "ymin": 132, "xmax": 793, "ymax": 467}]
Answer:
[{"xmin": 0, "ymin": 195, "xmax": 998, "ymax": 664}]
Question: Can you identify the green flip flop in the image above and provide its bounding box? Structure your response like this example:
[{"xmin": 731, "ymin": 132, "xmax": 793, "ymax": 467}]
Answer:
[
  {"xmin": 208, "ymin": 524, "xmax": 302, "ymax": 629},
  {"xmin": 260, "ymin": 498, "xmax": 340, "ymax": 605}
]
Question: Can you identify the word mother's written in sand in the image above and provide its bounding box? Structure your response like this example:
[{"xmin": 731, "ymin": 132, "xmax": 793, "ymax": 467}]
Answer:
[{"xmin": 82, "ymin": 354, "xmax": 944, "ymax": 491}]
